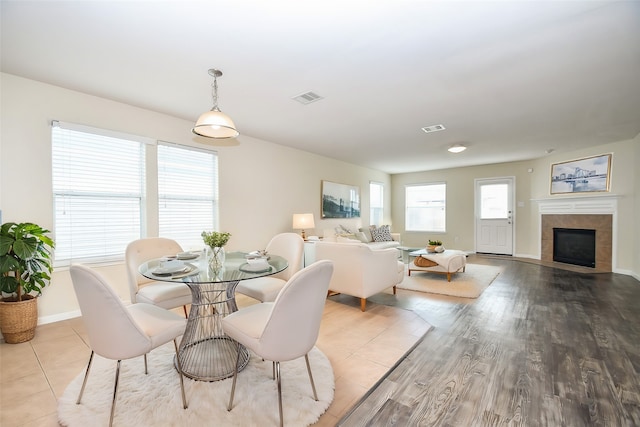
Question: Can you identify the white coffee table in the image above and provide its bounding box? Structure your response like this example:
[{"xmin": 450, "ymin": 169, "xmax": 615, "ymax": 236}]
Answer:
[{"xmin": 408, "ymin": 249, "xmax": 467, "ymax": 281}]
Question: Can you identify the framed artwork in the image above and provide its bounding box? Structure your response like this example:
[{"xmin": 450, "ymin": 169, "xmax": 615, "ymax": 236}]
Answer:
[
  {"xmin": 321, "ymin": 180, "xmax": 360, "ymax": 218},
  {"xmin": 550, "ymin": 154, "xmax": 612, "ymax": 195}
]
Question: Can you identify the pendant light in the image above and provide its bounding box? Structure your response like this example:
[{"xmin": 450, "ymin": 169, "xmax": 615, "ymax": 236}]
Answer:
[{"xmin": 192, "ymin": 69, "xmax": 239, "ymax": 139}]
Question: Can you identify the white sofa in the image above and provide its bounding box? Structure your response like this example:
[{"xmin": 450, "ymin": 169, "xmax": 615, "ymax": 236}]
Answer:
[
  {"xmin": 315, "ymin": 241, "xmax": 404, "ymax": 311},
  {"xmin": 321, "ymin": 227, "xmax": 401, "ymax": 250}
]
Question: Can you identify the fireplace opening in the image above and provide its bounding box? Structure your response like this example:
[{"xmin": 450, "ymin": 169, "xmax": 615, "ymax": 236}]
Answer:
[{"xmin": 553, "ymin": 228, "xmax": 596, "ymax": 268}]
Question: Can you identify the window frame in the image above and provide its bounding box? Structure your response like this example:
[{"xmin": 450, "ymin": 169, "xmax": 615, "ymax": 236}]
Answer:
[
  {"xmin": 369, "ymin": 181, "xmax": 384, "ymax": 227},
  {"xmin": 51, "ymin": 121, "xmax": 219, "ymax": 267}
]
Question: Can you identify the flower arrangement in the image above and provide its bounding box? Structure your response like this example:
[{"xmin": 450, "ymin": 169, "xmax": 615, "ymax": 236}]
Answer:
[
  {"xmin": 428, "ymin": 239, "xmax": 443, "ymax": 246},
  {"xmin": 201, "ymin": 231, "xmax": 231, "ymax": 248}
]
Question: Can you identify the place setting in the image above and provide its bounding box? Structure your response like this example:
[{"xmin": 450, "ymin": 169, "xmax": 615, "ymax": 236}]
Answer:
[
  {"xmin": 239, "ymin": 250, "xmax": 272, "ymax": 273},
  {"xmin": 151, "ymin": 256, "xmax": 200, "ymax": 279}
]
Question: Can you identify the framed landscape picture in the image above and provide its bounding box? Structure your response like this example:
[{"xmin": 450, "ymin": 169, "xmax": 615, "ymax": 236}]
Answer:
[
  {"xmin": 321, "ymin": 180, "xmax": 360, "ymax": 218},
  {"xmin": 550, "ymin": 154, "xmax": 612, "ymax": 195}
]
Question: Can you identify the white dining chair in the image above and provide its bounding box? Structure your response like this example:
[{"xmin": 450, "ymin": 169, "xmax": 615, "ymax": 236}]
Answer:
[
  {"xmin": 125, "ymin": 237, "xmax": 192, "ymax": 316},
  {"xmin": 223, "ymin": 260, "xmax": 333, "ymax": 427},
  {"xmin": 70, "ymin": 264, "xmax": 188, "ymax": 427},
  {"xmin": 235, "ymin": 232, "xmax": 304, "ymax": 302}
]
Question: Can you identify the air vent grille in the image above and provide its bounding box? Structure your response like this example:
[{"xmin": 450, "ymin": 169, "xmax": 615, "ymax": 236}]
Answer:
[
  {"xmin": 421, "ymin": 124, "xmax": 446, "ymax": 133},
  {"xmin": 292, "ymin": 91, "xmax": 324, "ymax": 105}
]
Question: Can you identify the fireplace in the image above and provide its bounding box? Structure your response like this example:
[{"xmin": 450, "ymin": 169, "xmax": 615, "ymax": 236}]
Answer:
[
  {"xmin": 553, "ymin": 228, "xmax": 596, "ymax": 268},
  {"xmin": 540, "ymin": 213, "xmax": 612, "ymax": 272},
  {"xmin": 537, "ymin": 196, "xmax": 616, "ymax": 273}
]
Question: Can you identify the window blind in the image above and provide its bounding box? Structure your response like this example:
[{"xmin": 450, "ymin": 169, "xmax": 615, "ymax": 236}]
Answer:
[
  {"xmin": 405, "ymin": 183, "xmax": 446, "ymax": 232},
  {"xmin": 157, "ymin": 143, "xmax": 218, "ymax": 250},
  {"xmin": 51, "ymin": 122, "xmax": 145, "ymax": 265}
]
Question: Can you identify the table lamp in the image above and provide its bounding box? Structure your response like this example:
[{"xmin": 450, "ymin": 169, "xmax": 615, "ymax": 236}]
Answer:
[{"xmin": 292, "ymin": 213, "xmax": 315, "ymax": 240}]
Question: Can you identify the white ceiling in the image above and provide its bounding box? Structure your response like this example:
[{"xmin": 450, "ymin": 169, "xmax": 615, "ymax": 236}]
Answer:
[{"xmin": 2, "ymin": 0, "xmax": 639, "ymax": 174}]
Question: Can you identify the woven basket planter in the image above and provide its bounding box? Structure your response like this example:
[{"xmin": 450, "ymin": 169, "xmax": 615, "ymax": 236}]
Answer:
[{"xmin": 0, "ymin": 295, "xmax": 38, "ymax": 344}]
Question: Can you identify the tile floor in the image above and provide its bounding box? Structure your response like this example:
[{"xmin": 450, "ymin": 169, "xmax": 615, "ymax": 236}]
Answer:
[{"xmin": 0, "ymin": 290, "xmax": 432, "ymax": 427}]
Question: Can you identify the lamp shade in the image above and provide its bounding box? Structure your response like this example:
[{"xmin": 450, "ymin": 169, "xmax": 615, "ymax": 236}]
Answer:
[
  {"xmin": 192, "ymin": 109, "xmax": 239, "ymax": 139},
  {"xmin": 292, "ymin": 213, "xmax": 315, "ymax": 230}
]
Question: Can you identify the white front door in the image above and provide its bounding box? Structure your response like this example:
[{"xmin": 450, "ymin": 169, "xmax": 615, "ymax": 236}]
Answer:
[{"xmin": 475, "ymin": 177, "xmax": 514, "ymax": 255}]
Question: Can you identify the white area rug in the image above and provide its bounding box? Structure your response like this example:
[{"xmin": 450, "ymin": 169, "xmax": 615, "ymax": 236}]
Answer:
[
  {"xmin": 58, "ymin": 345, "xmax": 333, "ymax": 427},
  {"xmin": 398, "ymin": 263, "xmax": 501, "ymax": 298}
]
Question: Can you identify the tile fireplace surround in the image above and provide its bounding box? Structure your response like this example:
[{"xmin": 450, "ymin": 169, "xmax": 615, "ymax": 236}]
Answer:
[{"xmin": 536, "ymin": 195, "xmax": 617, "ymax": 273}]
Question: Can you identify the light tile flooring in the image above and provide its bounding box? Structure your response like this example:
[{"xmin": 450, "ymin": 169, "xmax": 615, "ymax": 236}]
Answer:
[{"xmin": 0, "ymin": 290, "xmax": 433, "ymax": 427}]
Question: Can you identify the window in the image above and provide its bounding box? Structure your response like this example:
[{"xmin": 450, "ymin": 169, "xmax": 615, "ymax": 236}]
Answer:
[
  {"xmin": 158, "ymin": 143, "xmax": 218, "ymax": 250},
  {"xmin": 480, "ymin": 183, "xmax": 509, "ymax": 219},
  {"xmin": 369, "ymin": 181, "xmax": 384, "ymax": 226},
  {"xmin": 405, "ymin": 183, "xmax": 446, "ymax": 232},
  {"xmin": 52, "ymin": 122, "xmax": 220, "ymax": 266},
  {"xmin": 52, "ymin": 121, "xmax": 148, "ymax": 266}
]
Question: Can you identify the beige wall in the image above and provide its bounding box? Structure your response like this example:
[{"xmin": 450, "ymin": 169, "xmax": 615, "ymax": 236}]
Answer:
[
  {"xmin": 1, "ymin": 73, "xmax": 638, "ymax": 323},
  {"xmin": 0, "ymin": 73, "xmax": 390, "ymax": 322},
  {"xmin": 391, "ymin": 161, "xmax": 536, "ymax": 255},
  {"xmin": 391, "ymin": 138, "xmax": 638, "ymax": 277}
]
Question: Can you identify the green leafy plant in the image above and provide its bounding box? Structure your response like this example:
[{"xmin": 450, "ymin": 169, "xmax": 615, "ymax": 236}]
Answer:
[
  {"xmin": 0, "ymin": 222, "xmax": 55, "ymax": 301},
  {"xmin": 201, "ymin": 231, "xmax": 231, "ymax": 248},
  {"xmin": 428, "ymin": 239, "xmax": 443, "ymax": 246}
]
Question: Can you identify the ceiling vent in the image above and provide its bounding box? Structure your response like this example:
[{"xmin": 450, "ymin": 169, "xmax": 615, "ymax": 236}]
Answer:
[
  {"xmin": 421, "ymin": 124, "xmax": 446, "ymax": 133},
  {"xmin": 292, "ymin": 91, "xmax": 324, "ymax": 105}
]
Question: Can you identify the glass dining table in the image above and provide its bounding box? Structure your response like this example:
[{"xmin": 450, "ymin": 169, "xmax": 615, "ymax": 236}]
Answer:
[{"xmin": 139, "ymin": 251, "xmax": 288, "ymax": 382}]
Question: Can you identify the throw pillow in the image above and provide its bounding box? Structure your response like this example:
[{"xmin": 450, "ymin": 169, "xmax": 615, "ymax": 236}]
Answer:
[
  {"xmin": 335, "ymin": 224, "xmax": 352, "ymax": 235},
  {"xmin": 354, "ymin": 231, "xmax": 369, "ymax": 243},
  {"xmin": 371, "ymin": 224, "xmax": 393, "ymax": 242},
  {"xmin": 359, "ymin": 227, "xmax": 374, "ymax": 242}
]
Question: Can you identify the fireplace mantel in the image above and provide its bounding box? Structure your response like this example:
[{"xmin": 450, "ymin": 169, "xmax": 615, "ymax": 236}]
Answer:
[{"xmin": 532, "ymin": 194, "xmax": 620, "ymax": 214}]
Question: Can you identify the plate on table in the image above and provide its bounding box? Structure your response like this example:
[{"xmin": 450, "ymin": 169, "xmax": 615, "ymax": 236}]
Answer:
[
  {"xmin": 239, "ymin": 263, "xmax": 273, "ymax": 274},
  {"xmin": 153, "ymin": 260, "xmax": 187, "ymax": 275},
  {"xmin": 176, "ymin": 252, "xmax": 199, "ymax": 260}
]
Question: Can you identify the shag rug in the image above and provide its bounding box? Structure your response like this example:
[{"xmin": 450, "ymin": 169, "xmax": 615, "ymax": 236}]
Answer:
[
  {"xmin": 398, "ymin": 263, "xmax": 501, "ymax": 298},
  {"xmin": 58, "ymin": 344, "xmax": 334, "ymax": 427}
]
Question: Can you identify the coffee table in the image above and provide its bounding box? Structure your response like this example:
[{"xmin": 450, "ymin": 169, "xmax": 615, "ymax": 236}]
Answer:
[
  {"xmin": 408, "ymin": 249, "xmax": 467, "ymax": 281},
  {"xmin": 397, "ymin": 246, "xmax": 421, "ymax": 263}
]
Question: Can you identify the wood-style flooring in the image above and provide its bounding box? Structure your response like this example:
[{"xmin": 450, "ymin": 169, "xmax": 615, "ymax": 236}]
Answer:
[{"xmin": 338, "ymin": 255, "xmax": 640, "ymax": 426}]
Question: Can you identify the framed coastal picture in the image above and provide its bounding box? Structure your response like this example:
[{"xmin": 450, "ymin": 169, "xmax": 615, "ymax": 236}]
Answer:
[
  {"xmin": 550, "ymin": 154, "xmax": 612, "ymax": 195},
  {"xmin": 321, "ymin": 180, "xmax": 360, "ymax": 218}
]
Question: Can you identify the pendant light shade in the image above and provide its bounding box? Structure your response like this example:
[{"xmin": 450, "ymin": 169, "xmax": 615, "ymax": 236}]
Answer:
[{"xmin": 192, "ymin": 69, "xmax": 239, "ymax": 139}]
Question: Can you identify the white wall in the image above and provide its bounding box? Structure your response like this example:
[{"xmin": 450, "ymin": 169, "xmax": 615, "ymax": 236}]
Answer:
[
  {"xmin": 0, "ymin": 73, "xmax": 390, "ymax": 322},
  {"xmin": 391, "ymin": 138, "xmax": 638, "ymax": 276}
]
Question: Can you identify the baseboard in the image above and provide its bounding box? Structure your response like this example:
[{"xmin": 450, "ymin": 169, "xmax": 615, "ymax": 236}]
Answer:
[{"xmin": 38, "ymin": 309, "xmax": 82, "ymax": 325}]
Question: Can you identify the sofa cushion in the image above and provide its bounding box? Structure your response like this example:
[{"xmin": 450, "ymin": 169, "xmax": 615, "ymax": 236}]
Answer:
[
  {"xmin": 371, "ymin": 225, "xmax": 393, "ymax": 242},
  {"xmin": 368, "ymin": 241, "xmax": 400, "ymax": 250}
]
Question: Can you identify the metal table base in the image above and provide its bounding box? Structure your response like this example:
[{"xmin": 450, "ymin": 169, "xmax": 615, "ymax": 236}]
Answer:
[{"xmin": 176, "ymin": 280, "xmax": 248, "ymax": 381}]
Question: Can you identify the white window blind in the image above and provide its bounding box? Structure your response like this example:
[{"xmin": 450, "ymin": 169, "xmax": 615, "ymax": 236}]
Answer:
[
  {"xmin": 405, "ymin": 183, "xmax": 446, "ymax": 232},
  {"xmin": 52, "ymin": 122, "xmax": 146, "ymax": 266},
  {"xmin": 158, "ymin": 143, "xmax": 218, "ymax": 250},
  {"xmin": 370, "ymin": 181, "xmax": 384, "ymax": 226}
]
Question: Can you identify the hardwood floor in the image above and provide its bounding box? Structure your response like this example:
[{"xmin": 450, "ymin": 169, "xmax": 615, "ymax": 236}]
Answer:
[
  {"xmin": 1, "ymin": 256, "xmax": 638, "ymax": 426},
  {"xmin": 338, "ymin": 256, "xmax": 640, "ymax": 426}
]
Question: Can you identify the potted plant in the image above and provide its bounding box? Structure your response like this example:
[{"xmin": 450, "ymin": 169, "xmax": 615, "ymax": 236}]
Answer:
[
  {"xmin": 201, "ymin": 230, "xmax": 231, "ymax": 271},
  {"xmin": 0, "ymin": 222, "xmax": 55, "ymax": 343},
  {"xmin": 426, "ymin": 239, "xmax": 443, "ymax": 253}
]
